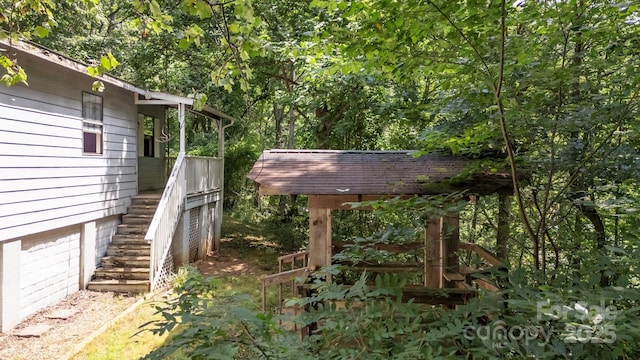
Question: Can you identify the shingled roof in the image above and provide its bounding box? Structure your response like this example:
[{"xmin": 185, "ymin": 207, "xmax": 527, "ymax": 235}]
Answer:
[{"xmin": 247, "ymin": 150, "xmax": 519, "ymax": 196}]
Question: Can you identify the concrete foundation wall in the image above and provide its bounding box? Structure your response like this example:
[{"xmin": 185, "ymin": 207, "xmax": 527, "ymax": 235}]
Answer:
[{"xmin": 20, "ymin": 226, "xmax": 81, "ymax": 319}]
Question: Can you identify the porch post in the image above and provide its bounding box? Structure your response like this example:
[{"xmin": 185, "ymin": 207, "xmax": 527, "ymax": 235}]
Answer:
[
  {"xmin": 442, "ymin": 214, "xmax": 460, "ymax": 287},
  {"xmin": 214, "ymin": 119, "xmax": 224, "ymax": 251},
  {"xmin": 308, "ymin": 196, "xmax": 332, "ymax": 269},
  {"xmin": 178, "ymin": 103, "xmax": 186, "ymax": 154},
  {"xmin": 199, "ymin": 204, "xmax": 209, "ymax": 260},
  {"xmin": 424, "ymin": 218, "xmax": 443, "ymax": 288}
]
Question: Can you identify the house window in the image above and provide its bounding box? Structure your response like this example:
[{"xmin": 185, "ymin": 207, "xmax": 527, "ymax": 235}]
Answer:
[
  {"xmin": 82, "ymin": 92, "xmax": 103, "ymax": 154},
  {"xmin": 143, "ymin": 116, "xmax": 155, "ymax": 157}
]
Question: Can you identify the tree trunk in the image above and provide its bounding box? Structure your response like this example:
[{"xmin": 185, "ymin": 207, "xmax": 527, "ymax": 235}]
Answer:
[
  {"xmin": 578, "ymin": 200, "xmax": 608, "ymax": 287},
  {"xmin": 274, "ymin": 103, "xmax": 284, "ymax": 148},
  {"xmin": 496, "ymin": 193, "xmax": 510, "ymax": 261},
  {"xmin": 287, "ymin": 63, "xmax": 296, "ymax": 149}
]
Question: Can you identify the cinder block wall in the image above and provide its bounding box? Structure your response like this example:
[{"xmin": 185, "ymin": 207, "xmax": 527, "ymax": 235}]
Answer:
[{"xmin": 20, "ymin": 225, "xmax": 81, "ymax": 319}]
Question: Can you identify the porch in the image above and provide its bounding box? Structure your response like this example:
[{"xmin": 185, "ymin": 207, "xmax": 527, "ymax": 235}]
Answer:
[
  {"xmin": 88, "ymin": 156, "xmax": 223, "ymax": 292},
  {"xmin": 89, "ymin": 94, "xmax": 235, "ymax": 292}
]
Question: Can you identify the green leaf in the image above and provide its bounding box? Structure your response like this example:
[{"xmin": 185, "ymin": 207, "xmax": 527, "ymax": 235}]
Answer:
[
  {"xmin": 228, "ymin": 22, "xmax": 241, "ymax": 34},
  {"xmin": 149, "ymin": 0, "xmax": 162, "ymax": 16},
  {"xmin": 33, "ymin": 26, "xmax": 49, "ymax": 38},
  {"xmin": 87, "ymin": 66, "xmax": 99, "ymax": 77},
  {"xmin": 100, "ymin": 56, "xmax": 112, "ymax": 71},
  {"xmin": 106, "ymin": 52, "xmax": 119, "ymax": 68},
  {"xmin": 195, "ymin": 0, "xmax": 212, "ymax": 19},
  {"xmin": 92, "ymin": 80, "xmax": 105, "ymax": 92},
  {"xmin": 178, "ymin": 38, "xmax": 190, "ymax": 50}
]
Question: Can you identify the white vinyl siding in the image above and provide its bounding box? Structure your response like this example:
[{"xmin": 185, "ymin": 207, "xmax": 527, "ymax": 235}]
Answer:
[{"xmin": 0, "ymin": 48, "xmax": 138, "ymax": 242}]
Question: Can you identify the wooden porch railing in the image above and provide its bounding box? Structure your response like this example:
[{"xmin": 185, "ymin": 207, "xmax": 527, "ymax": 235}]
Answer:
[
  {"xmin": 147, "ymin": 154, "xmax": 223, "ymax": 290},
  {"xmin": 262, "ymin": 251, "xmax": 310, "ymax": 311},
  {"xmin": 146, "ymin": 153, "xmax": 187, "ymax": 290},
  {"xmin": 186, "ymin": 156, "xmax": 222, "ymax": 193}
]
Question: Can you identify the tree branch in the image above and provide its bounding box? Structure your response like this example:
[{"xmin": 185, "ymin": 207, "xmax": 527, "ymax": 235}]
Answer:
[
  {"xmin": 425, "ymin": 0, "xmax": 493, "ymax": 77},
  {"xmin": 493, "ymin": 0, "xmax": 539, "ymax": 267}
]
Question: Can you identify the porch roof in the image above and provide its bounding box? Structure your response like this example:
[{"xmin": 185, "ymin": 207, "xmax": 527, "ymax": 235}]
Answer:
[{"xmin": 248, "ymin": 149, "xmax": 521, "ymax": 196}]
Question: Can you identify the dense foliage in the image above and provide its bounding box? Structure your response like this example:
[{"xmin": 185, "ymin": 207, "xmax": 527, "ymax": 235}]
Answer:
[
  {"xmin": 144, "ymin": 265, "xmax": 640, "ymax": 359},
  {"xmin": 3, "ymin": 0, "xmax": 640, "ymax": 357}
]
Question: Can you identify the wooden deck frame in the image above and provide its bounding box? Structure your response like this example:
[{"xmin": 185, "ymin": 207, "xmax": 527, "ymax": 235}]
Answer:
[{"xmin": 308, "ymin": 194, "xmax": 465, "ymax": 290}]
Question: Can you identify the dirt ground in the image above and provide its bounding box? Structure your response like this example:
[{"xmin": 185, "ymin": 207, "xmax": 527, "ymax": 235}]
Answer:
[
  {"xmin": 197, "ymin": 247, "xmax": 271, "ymax": 277},
  {"xmin": 0, "ymin": 291, "xmax": 141, "ymax": 360},
  {"xmin": 0, "ymin": 229, "xmax": 277, "ymax": 360}
]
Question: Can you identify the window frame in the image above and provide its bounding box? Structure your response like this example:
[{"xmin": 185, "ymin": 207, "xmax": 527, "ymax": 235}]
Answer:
[{"xmin": 82, "ymin": 92, "xmax": 104, "ymax": 155}]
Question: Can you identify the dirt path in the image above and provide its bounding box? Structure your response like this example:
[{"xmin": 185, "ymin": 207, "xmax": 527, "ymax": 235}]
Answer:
[
  {"xmin": 0, "ymin": 291, "xmax": 141, "ymax": 360},
  {"xmin": 197, "ymin": 248, "xmax": 272, "ymax": 277}
]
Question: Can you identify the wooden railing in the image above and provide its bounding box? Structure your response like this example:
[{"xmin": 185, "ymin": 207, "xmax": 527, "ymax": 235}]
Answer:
[
  {"xmin": 262, "ymin": 251, "xmax": 310, "ymax": 311},
  {"xmin": 186, "ymin": 156, "xmax": 222, "ymax": 194},
  {"xmin": 147, "ymin": 153, "xmax": 187, "ymax": 290},
  {"xmin": 458, "ymin": 242, "xmax": 504, "ymax": 292},
  {"xmin": 458, "ymin": 242, "xmax": 503, "ymax": 267}
]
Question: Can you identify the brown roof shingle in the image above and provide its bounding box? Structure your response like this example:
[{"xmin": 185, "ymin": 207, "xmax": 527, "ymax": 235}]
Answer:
[{"xmin": 248, "ymin": 150, "xmax": 519, "ymax": 196}]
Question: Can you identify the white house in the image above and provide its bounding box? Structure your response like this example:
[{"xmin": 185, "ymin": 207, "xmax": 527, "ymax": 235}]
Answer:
[{"xmin": 0, "ymin": 39, "xmax": 233, "ymax": 332}]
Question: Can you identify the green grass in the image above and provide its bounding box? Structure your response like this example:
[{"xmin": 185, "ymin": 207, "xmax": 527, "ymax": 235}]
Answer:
[{"xmin": 71, "ymin": 297, "xmax": 173, "ymax": 360}]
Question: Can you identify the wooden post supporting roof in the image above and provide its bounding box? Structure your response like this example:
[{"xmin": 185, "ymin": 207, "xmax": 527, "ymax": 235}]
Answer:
[
  {"xmin": 308, "ymin": 196, "xmax": 332, "ymax": 269},
  {"xmin": 442, "ymin": 215, "xmax": 460, "ymax": 288},
  {"xmin": 424, "ymin": 218, "xmax": 443, "ymax": 288},
  {"xmin": 424, "ymin": 215, "xmax": 461, "ymax": 289}
]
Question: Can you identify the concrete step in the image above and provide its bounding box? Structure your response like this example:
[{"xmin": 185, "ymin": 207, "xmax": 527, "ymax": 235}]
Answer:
[
  {"xmin": 102, "ymin": 256, "xmax": 150, "ymax": 268},
  {"xmin": 131, "ymin": 197, "xmax": 161, "ymax": 206},
  {"xmin": 107, "ymin": 245, "xmax": 150, "ymax": 257},
  {"xmin": 122, "ymin": 214, "xmax": 153, "ymax": 225},
  {"xmin": 116, "ymin": 224, "xmax": 148, "ymax": 235},
  {"xmin": 127, "ymin": 205, "xmax": 158, "ymax": 215},
  {"xmin": 108, "ymin": 243, "xmax": 151, "ymax": 250},
  {"xmin": 87, "ymin": 279, "xmax": 149, "ymax": 293},
  {"xmin": 94, "ymin": 267, "xmax": 150, "ymax": 280},
  {"xmin": 112, "ymin": 234, "xmax": 146, "ymax": 244}
]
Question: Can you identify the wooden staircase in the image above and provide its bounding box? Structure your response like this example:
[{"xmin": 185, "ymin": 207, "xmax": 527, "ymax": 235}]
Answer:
[{"xmin": 87, "ymin": 193, "xmax": 161, "ymax": 293}]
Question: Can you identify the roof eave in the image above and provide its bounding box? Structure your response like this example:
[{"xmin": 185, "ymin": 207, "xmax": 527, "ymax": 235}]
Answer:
[{"xmin": 0, "ymin": 38, "xmax": 238, "ymax": 123}]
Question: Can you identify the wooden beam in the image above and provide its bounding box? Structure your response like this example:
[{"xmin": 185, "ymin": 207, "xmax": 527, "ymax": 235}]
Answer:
[
  {"xmin": 309, "ymin": 207, "xmax": 331, "ymax": 268},
  {"xmin": 262, "ymin": 267, "xmax": 311, "ymax": 287},
  {"xmin": 307, "ymin": 194, "xmax": 400, "ymax": 210},
  {"xmin": 338, "ymin": 262, "xmax": 424, "ymax": 273},
  {"xmin": 442, "ymin": 215, "xmax": 460, "ymax": 287},
  {"xmin": 443, "ymin": 272, "xmax": 465, "ymax": 282},
  {"xmin": 278, "ymin": 251, "xmax": 309, "ymax": 264},
  {"xmin": 334, "ymin": 242, "xmax": 424, "ymax": 253},
  {"xmin": 474, "ymin": 278, "xmax": 501, "ymax": 292},
  {"xmin": 459, "ymin": 243, "xmax": 503, "ymax": 267},
  {"xmin": 424, "ymin": 218, "xmax": 442, "ymax": 288}
]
